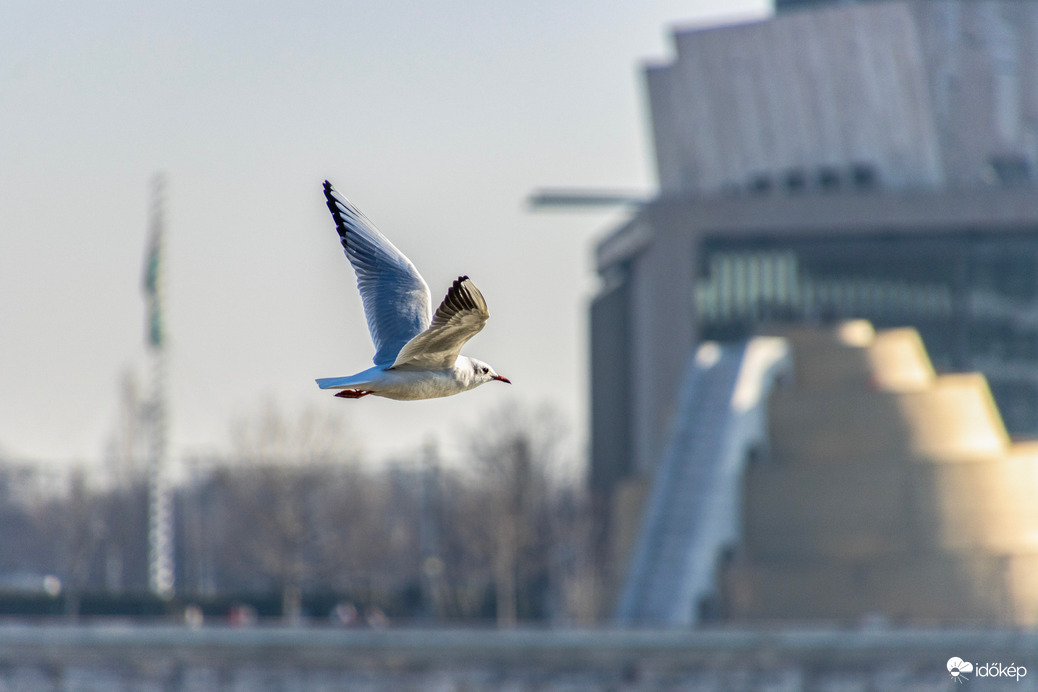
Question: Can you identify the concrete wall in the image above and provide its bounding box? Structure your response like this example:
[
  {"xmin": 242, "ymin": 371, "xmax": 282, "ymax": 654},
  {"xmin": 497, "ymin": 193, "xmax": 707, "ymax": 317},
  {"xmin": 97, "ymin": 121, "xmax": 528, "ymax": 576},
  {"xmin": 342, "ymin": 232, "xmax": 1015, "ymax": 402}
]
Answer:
[
  {"xmin": 2, "ymin": 625, "xmax": 1035, "ymax": 691},
  {"xmin": 627, "ymin": 205, "xmax": 698, "ymax": 475}
]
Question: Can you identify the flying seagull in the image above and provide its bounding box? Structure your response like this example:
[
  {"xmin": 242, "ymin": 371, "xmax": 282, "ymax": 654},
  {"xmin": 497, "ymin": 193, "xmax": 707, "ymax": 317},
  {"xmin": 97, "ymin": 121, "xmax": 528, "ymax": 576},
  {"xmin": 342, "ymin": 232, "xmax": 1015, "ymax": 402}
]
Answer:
[{"xmin": 315, "ymin": 181, "xmax": 510, "ymax": 400}]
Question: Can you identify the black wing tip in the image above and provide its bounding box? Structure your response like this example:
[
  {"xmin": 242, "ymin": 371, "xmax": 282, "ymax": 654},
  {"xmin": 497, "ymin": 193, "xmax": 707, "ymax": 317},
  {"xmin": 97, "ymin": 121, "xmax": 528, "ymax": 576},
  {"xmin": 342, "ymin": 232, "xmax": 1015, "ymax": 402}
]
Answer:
[
  {"xmin": 451, "ymin": 276, "xmax": 474, "ymax": 301},
  {"xmin": 442, "ymin": 276, "xmax": 486, "ymax": 313},
  {"xmin": 323, "ymin": 181, "xmax": 348, "ymax": 234},
  {"xmin": 323, "ymin": 180, "xmax": 337, "ymax": 206}
]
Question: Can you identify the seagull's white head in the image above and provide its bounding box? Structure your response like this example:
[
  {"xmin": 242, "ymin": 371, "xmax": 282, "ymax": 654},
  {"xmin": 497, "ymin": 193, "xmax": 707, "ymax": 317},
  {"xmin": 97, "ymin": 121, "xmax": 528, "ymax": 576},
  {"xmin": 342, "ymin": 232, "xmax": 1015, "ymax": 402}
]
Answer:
[{"xmin": 469, "ymin": 357, "xmax": 511, "ymax": 387}]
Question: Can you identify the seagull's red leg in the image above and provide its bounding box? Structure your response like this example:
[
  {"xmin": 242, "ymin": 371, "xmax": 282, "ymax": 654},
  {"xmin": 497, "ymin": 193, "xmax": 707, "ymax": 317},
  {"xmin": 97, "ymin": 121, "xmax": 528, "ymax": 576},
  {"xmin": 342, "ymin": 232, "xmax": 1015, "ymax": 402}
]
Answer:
[{"xmin": 334, "ymin": 389, "xmax": 373, "ymax": 399}]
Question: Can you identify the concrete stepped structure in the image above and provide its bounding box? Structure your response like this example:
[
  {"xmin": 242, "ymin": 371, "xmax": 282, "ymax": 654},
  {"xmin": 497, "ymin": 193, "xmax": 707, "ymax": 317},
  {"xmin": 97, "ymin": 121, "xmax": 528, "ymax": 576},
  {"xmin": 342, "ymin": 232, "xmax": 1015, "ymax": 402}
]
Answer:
[{"xmin": 723, "ymin": 321, "xmax": 1038, "ymax": 625}]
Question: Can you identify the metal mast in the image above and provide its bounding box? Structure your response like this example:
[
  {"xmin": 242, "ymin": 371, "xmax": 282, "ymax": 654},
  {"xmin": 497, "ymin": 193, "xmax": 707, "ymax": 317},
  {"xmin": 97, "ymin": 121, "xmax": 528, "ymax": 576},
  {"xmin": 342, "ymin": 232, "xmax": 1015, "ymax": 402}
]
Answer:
[{"xmin": 144, "ymin": 174, "xmax": 175, "ymax": 599}]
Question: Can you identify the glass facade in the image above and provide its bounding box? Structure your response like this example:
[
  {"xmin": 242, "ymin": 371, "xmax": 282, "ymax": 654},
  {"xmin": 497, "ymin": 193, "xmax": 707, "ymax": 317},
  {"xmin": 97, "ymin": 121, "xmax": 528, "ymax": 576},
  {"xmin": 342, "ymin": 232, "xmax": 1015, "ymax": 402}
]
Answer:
[{"xmin": 695, "ymin": 233, "xmax": 1038, "ymax": 435}]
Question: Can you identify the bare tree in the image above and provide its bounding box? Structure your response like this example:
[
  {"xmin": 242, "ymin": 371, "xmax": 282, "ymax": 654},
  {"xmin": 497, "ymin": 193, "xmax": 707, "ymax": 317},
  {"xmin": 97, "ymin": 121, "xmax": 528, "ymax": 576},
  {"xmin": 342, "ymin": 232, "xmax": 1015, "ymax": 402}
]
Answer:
[
  {"xmin": 36, "ymin": 468, "xmax": 107, "ymax": 620},
  {"xmin": 222, "ymin": 401, "xmax": 360, "ymax": 622},
  {"xmin": 99, "ymin": 368, "xmax": 150, "ymax": 592},
  {"xmin": 463, "ymin": 401, "xmax": 569, "ymax": 626},
  {"xmin": 545, "ymin": 482, "xmax": 600, "ymax": 625},
  {"xmin": 103, "ymin": 368, "xmax": 148, "ymax": 487}
]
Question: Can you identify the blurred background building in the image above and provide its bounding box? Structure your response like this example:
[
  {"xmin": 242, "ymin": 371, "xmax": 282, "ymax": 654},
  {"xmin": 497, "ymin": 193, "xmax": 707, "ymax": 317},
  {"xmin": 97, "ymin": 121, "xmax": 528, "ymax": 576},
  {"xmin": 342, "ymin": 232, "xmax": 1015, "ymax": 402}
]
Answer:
[{"xmin": 594, "ymin": 0, "xmax": 1038, "ymax": 625}]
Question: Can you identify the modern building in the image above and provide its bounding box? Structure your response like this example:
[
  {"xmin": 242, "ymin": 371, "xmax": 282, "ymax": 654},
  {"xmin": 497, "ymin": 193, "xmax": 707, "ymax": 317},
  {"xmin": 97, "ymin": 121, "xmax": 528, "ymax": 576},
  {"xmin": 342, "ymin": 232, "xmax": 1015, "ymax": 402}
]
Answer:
[{"xmin": 593, "ymin": 0, "xmax": 1038, "ymax": 620}]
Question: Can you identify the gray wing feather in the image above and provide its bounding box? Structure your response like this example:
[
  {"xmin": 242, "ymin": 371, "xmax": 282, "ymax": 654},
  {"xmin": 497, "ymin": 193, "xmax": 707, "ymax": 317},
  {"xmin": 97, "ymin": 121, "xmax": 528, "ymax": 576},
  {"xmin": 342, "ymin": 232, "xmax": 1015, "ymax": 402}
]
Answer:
[
  {"xmin": 324, "ymin": 181, "xmax": 432, "ymax": 366},
  {"xmin": 390, "ymin": 276, "xmax": 490, "ymax": 370}
]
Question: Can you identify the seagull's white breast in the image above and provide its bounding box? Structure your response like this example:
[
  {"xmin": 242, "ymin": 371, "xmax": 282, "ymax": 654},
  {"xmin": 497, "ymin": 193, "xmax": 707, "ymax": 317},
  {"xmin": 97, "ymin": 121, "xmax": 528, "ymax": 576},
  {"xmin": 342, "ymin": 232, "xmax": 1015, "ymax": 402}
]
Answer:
[{"xmin": 373, "ymin": 363, "xmax": 475, "ymax": 401}]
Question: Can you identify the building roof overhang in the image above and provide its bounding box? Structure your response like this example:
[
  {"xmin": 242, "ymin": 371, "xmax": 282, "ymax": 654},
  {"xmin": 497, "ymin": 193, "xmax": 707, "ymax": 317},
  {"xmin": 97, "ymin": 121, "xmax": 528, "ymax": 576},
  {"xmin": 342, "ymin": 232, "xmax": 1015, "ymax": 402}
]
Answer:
[{"xmin": 596, "ymin": 186, "xmax": 1038, "ymax": 273}]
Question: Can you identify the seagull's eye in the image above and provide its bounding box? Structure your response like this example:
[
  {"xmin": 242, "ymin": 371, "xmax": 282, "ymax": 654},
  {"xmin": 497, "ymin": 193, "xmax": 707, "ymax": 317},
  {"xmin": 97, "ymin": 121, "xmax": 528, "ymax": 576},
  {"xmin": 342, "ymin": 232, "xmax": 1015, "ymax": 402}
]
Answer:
[{"xmin": 481, "ymin": 366, "xmax": 488, "ymax": 374}]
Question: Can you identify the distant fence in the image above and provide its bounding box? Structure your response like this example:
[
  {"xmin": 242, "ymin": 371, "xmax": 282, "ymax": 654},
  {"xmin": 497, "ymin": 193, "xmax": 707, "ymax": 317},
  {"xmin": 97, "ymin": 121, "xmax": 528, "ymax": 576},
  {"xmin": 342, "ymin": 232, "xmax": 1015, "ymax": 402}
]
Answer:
[{"xmin": 0, "ymin": 625, "xmax": 1033, "ymax": 690}]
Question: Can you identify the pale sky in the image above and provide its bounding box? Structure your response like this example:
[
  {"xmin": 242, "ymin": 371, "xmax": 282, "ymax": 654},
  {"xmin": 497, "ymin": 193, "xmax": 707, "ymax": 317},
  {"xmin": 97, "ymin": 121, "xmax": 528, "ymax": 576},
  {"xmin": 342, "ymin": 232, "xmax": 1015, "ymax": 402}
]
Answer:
[{"xmin": 1, "ymin": 1, "xmax": 770, "ymax": 468}]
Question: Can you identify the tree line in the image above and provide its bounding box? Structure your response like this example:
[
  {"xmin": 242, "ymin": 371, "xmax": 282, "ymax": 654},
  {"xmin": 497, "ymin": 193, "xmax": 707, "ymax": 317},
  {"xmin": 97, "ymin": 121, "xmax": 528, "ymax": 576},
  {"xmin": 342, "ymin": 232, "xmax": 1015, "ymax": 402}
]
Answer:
[{"xmin": 0, "ymin": 401, "xmax": 601, "ymax": 625}]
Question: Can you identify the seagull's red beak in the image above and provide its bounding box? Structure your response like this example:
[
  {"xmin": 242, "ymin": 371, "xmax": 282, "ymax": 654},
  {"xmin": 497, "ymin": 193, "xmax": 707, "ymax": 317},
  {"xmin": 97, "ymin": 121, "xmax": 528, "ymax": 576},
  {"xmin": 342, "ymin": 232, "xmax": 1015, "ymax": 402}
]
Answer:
[{"xmin": 492, "ymin": 375, "xmax": 511, "ymax": 384}]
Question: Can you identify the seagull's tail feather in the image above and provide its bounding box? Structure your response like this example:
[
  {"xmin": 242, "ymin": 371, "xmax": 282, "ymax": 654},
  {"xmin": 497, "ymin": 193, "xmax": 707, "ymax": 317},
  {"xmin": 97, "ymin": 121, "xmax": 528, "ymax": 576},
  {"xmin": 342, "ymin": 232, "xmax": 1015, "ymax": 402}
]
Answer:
[{"xmin": 316, "ymin": 375, "xmax": 373, "ymax": 390}]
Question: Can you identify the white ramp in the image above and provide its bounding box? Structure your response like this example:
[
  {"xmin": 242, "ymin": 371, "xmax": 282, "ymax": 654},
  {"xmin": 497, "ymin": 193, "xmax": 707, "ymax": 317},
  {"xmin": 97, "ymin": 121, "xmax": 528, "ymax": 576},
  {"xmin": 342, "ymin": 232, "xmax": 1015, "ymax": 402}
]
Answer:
[{"xmin": 616, "ymin": 337, "xmax": 790, "ymax": 626}]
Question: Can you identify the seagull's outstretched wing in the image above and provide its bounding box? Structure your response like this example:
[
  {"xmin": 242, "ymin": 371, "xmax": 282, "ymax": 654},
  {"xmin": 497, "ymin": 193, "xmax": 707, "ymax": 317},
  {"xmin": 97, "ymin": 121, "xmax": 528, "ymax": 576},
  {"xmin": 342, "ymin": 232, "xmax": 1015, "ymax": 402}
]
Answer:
[
  {"xmin": 324, "ymin": 181, "xmax": 432, "ymax": 366},
  {"xmin": 390, "ymin": 276, "xmax": 490, "ymax": 370}
]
